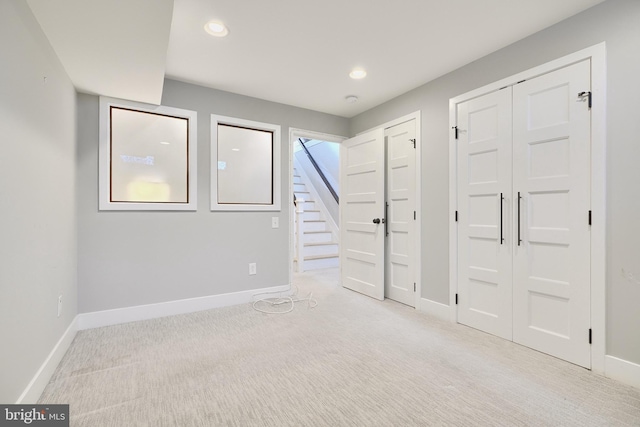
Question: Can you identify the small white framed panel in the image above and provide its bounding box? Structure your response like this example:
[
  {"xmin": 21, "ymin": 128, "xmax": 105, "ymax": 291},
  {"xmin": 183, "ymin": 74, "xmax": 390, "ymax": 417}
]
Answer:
[
  {"xmin": 99, "ymin": 96, "xmax": 198, "ymax": 211},
  {"xmin": 210, "ymin": 115, "xmax": 281, "ymax": 211}
]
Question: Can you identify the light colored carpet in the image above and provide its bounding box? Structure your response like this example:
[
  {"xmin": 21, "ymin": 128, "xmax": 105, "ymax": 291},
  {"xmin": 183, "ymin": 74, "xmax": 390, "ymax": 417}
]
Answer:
[{"xmin": 40, "ymin": 268, "xmax": 640, "ymax": 426}]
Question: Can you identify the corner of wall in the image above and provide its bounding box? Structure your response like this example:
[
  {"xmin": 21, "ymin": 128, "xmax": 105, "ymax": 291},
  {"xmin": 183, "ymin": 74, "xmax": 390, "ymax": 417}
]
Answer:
[{"xmin": 16, "ymin": 317, "xmax": 79, "ymax": 404}]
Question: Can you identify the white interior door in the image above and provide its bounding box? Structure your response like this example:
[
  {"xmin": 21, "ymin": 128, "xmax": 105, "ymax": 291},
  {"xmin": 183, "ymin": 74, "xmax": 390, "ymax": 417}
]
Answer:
[
  {"xmin": 456, "ymin": 88, "xmax": 514, "ymax": 340},
  {"xmin": 512, "ymin": 60, "xmax": 591, "ymax": 368},
  {"xmin": 340, "ymin": 129, "xmax": 385, "ymax": 300},
  {"xmin": 384, "ymin": 120, "xmax": 416, "ymax": 307}
]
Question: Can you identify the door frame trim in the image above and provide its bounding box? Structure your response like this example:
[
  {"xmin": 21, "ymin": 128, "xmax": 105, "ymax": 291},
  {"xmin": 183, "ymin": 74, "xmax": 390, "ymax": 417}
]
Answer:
[
  {"xmin": 448, "ymin": 43, "xmax": 606, "ymax": 373},
  {"xmin": 357, "ymin": 111, "xmax": 422, "ymax": 307}
]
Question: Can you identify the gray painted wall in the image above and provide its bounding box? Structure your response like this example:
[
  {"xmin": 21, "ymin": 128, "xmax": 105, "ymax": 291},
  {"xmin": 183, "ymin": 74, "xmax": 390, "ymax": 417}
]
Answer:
[
  {"xmin": 350, "ymin": 0, "xmax": 640, "ymax": 365},
  {"xmin": 77, "ymin": 80, "xmax": 349, "ymax": 313},
  {"xmin": 0, "ymin": 2, "xmax": 78, "ymax": 403}
]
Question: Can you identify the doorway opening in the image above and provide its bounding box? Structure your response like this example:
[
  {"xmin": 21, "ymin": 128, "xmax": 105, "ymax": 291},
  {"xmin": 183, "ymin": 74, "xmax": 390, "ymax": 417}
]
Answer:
[
  {"xmin": 288, "ymin": 129, "xmax": 346, "ymax": 287},
  {"xmin": 293, "ymin": 138, "xmax": 341, "ymax": 273}
]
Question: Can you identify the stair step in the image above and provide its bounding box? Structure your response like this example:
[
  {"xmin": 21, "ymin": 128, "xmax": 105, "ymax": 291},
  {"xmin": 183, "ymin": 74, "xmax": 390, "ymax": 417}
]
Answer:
[
  {"xmin": 304, "ymin": 243, "xmax": 339, "ymax": 257},
  {"xmin": 305, "ymin": 253, "xmax": 339, "ymax": 261},
  {"xmin": 303, "ymin": 230, "xmax": 332, "ymax": 244},
  {"xmin": 299, "ymin": 200, "xmax": 316, "ymax": 210},
  {"xmin": 302, "ymin": 210, "xmax": 321, "ymax": 221},
  {"xmin": 303, "ymin": 254, "xmax": 339, "ymax": 270},
  {"xmin": 303, "ymin": 220, "xmax": 329, "ymax": 231},
  {"xmin": 296, "ymin": 211, "xmax": 320, "ymax": 221},
  {"xmin": 303, "ymin": 220, "xmax": 327, "ymax": 232}
]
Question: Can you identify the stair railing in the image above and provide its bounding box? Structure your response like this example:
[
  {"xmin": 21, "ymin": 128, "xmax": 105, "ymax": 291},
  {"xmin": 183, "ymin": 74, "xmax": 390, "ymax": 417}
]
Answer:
[{"xmin": 298, "ymin": 139, "xmax": 339, "ymax": 204}]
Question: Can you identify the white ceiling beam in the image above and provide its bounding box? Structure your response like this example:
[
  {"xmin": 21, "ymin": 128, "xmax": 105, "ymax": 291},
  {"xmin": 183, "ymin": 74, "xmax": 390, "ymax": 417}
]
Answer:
[{"xmin": 27, "ymin": 0, "xmax": 174, "ymax": 105}]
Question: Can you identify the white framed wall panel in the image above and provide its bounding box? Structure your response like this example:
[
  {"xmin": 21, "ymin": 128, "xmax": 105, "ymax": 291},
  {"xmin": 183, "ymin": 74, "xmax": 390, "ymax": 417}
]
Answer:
[
  {"xmin": 211, "ymin": 115, "xmax": 281, "ymax": 211},
  {"xmin": 99, "ymin": 96, "xmax": 198, "ymax": 211}
]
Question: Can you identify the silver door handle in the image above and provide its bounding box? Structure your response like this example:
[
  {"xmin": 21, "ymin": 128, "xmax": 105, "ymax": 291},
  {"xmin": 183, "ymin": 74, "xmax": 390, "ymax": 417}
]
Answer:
[
  {"xmin": 517, "ymin": 192, "xmax": 522, "ymax": 246},
  {"xmin": 500, "ymin": 193, "xmax": 504, "ymax": 244}
]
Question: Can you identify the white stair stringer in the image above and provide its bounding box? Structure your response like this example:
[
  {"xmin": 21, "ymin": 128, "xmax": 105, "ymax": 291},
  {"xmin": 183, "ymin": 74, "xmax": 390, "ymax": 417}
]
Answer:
[{"xmin": 293, "ymin": 166, "xmax": 339, "ymax": 271}]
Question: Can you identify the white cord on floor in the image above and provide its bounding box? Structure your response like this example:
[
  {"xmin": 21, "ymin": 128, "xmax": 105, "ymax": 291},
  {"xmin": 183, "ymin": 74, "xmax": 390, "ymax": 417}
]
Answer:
[{"xmin": 252, "ymin": 285, "xmax": 318, "ymax": 314}]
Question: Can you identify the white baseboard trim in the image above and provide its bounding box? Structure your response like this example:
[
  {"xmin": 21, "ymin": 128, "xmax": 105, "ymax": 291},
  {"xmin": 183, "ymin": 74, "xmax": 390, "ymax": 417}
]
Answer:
[
  {"xmin": 16, "ymin": 316, "xmax": 79, "ymax": 404},
  {"xmin": 77, "ymin": 284, "xmax": 291, "ymax": 330},
  {"xmin": 416, "ymin": 297, "xmax": 451, "ymax": 321},
  {"xmin": 605, "ymin": 355, "xmax": 640, "ymax": 390}
]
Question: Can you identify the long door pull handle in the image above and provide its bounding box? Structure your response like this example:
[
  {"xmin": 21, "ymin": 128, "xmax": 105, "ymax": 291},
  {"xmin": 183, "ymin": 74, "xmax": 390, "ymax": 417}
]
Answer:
[
  {"xmin": 517, "ymin": 192, "xmax": 522, "ymax": 246},
  {"xmin": 500, "ymin": 193, "xmax": 504, "ymax": 244},
  {"xmin": 385, "ymin": 202, "xmax": 389, "ymax": 236}
]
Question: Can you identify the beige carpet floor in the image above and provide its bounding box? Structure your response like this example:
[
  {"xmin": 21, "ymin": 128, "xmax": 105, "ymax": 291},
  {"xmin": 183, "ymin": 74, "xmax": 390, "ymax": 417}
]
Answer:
[{"xmin": 40, "ymin": 268, "xmax": 640, "ymax": 426}]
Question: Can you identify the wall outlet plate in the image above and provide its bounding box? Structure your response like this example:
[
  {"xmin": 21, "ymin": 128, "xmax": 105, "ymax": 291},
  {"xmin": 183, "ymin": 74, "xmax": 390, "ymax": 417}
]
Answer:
[
  {"xmin": 272, "ymin": 217, "xmax": 279, "ymax": 228},
  {"xmin": 249, "ymin": 263, "xmax": 257, "ymax": 275}
]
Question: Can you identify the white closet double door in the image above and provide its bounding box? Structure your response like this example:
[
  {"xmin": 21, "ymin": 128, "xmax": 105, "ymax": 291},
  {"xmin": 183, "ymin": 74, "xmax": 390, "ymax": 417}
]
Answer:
[{"xmin": 456, "ymin": 60, "xmax": 592, "ymax": 367}]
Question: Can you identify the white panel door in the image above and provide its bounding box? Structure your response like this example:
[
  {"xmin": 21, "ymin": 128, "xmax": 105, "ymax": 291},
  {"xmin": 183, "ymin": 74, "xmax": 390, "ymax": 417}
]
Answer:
[
  {"xmin": 457, "ymin": 88, "xmax": 513, "ymax": 340},
  {"xmin": 512, "ymin": 60, "xmax": 591, "ymax": 368},
  {"xmin": 340, "ymin": 129, "xmax": 385, "ymax": 300},
  {"xmin": 384, "ymin": 120, "xmax": 416, "ymax": 307}
]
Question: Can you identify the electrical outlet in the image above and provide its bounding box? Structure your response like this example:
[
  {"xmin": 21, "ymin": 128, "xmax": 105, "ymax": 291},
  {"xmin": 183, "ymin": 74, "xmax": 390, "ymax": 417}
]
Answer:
[
  {"xmin": 249, "ymin": 263, "xmax": 257, "ymax": 275},
  {"xmin": 57, "ymin": 295, "xmax": 62, "ymax": 317},
  {"xmin": 272, "ymin": 217, "xmax": 279, "ymax": 228}
]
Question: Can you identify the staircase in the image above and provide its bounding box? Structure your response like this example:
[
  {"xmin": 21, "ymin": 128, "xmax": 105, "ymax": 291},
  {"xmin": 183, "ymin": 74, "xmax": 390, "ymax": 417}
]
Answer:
[{"xmin": 294, "ymin": 168, "xmax": 339, "ymax": 271}]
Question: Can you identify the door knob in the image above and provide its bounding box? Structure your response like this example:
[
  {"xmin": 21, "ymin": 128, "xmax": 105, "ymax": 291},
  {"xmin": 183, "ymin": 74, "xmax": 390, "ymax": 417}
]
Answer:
[{"xmin": 373, "ymin": 218, "xmax": 381, "ymax": 224}]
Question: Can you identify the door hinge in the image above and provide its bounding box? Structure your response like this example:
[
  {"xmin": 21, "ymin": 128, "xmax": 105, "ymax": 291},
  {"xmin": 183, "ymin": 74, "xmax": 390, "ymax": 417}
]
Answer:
[
  {"xmin": 588, "ymin": 210, "xmax": 592, "ymax": 226},
  {"xmin": 455, "ymin": 211, "xmax": 458, "ymax": 222},
  {"xmin": 579, "ymin": 91, "xmax": 592, "ymax": 109},
  {"xmin": 589, "ymin": 328, "xmax": 592, "ymax": 344},
  {"xmin": 410, "ymin": 138, "xmax": 416, "ymax": 149},
  {"xmin": 414, "ymin": 283, "xmax": 416, "ymax": 292},
  {"xmin": 414, "ymin": 211, "xmax": 416, "ymax": 220},
  {"xmin": 452, "ymin": 126, "xmax": 459, "ymax": 140},
  {"xmin": 455, "ymin": 293, "xmax": 458, "ymax": 305}
]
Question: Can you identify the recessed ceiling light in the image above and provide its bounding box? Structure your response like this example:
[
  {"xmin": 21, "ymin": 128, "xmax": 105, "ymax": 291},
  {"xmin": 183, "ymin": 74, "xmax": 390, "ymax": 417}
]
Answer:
[
  {"xmin": 349, "ymin": 69, "xmax": 367, "ymax": 79},
  {"xmin": 345, "ymin": 95, "xmax": 358, "ymax": 103},
  {"xmin": 204, "ymin": 20, "xmax": 229, "ymax": 37}
]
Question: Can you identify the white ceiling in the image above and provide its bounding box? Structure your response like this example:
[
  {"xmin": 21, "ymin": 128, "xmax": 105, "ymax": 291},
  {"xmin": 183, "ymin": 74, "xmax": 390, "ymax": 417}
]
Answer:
[{"xmin": 28, "ymin": 0, "xmax": 605, "ymax": 117}]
